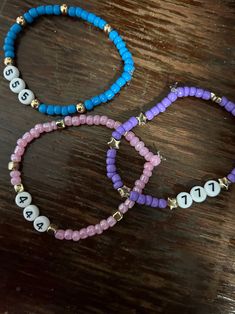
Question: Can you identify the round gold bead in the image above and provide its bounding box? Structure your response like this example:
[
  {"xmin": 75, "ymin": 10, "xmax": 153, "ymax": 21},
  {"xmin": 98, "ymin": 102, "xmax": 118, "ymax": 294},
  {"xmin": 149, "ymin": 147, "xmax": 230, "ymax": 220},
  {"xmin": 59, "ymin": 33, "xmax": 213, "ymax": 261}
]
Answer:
[
  {"xmin": 60, "ymin": 4, "xmax": 68, "ymax": 15},
  {"xmin": 31, "ymin": 99, "xmax": 40, "ymax": 109},
  {"xmin": 47, "ymin": 224, "xmax": 58, "ymax": 235},
  {"xmin": 4, "ymin": 57, "xmax": 14, "ymax": 66},
  {"xmin": 8, "ymin": 161, "xmax": 19, "ymax": 171},
  {"xmin": 16, "ymin": 16, "xmax": 26, "ymax": 26},
  {"xmin": 76, "ymin": 103, "xmax": 86, "ymax": 114},
  {"xmin": 14, "ymin": 184, "xmax": 24, "ymax": 193}
]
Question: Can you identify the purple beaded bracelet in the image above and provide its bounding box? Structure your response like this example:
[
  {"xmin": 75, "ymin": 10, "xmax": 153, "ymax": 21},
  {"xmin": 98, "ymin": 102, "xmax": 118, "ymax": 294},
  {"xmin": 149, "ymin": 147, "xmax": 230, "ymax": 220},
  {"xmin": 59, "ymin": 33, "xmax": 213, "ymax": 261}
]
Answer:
[{"xmin": 106, "ymin": 85, "xmax": 234, "ymax": 210}]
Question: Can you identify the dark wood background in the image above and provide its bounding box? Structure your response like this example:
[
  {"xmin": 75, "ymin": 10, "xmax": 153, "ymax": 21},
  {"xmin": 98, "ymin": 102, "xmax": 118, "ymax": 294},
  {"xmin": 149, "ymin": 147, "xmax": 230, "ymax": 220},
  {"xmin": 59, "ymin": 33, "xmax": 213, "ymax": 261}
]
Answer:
[{"xmin": 0, "ymin": 0, "xmax": 234, "ymax": 313}]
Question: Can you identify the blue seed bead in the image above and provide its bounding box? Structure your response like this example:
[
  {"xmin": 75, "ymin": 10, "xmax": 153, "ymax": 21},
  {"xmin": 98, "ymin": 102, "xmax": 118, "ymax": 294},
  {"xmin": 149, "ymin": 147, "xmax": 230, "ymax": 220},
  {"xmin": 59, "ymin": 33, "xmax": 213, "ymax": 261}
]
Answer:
[
  {"xmin": 68, "ymin": 104, "xmax": 76, "ymax": 114},
  {"xmin": 68, "ymin": 7, "xmax": 76, "ymax": 17},
  {"xmin": 5, "ymin": 51, "xmax": 15, "ymax": 58},
  {"xmin": 116, "ymin": 77, "xmax": 126, "ymax": 88},
  {"xmin": 114, "ymin": 36, "xmax": 122, "ymax": 46},
  {"xmin": 119, "ymin": 47, "xmax": 128, "ymax": 57},
  {"xmin": 29, "ymin": 8, "xmax": 39, "ymax": 18},
  {"xmin": 91, "ymin": 96, "xmax": 102, "ymax": 106},
  {"xmin": 110, "ymin": 83, "xmax": 120, "ymax": 94},
  {"xmin": 39, "ymin": 104, "xmax": 47, "ymax": 114},
  {"xmin": 10, "ymin": 23, "xmax": 22, "ymax": 34},
  {"xmin": 122, "ymin": 51, "xmax": 132, "ymax": 60},
  {"xmin": 124, "ymin": 58, "xmax": 134, "ymax": 65},
  {"xmin": 3, "ymin": 45, "xmax": 14, "ymax": 52},
  {"xmin": 36, "ymin": 5, "xmax": 46, "ymax": 15},
  {"xmin": 7, "ymin": 31, "xmax": 17, "ymax": 40},
  {"xmin": 45, "ymin": 5, "xmax": 53, "ymax": 15},
  {"xmin": 47, "ymin": 105, "xmax": 55, "ymax": 115},
  {"xmin": 24, "ymin": 12, "xmax": 34, "ymax": 23},
  {"xmin": 81, "ymin": 10, "xmax": 88, "ymax": 20},
  {"xmin": 116, "ymin": 41, "xmax": 126, "ymax": 50},
  {"xmin": 54, "ymin": 105, "xmax": 62, "ymax": 115},
  {"xmin": 122, "ymin": 72, "xmax": 132, "ymax": 82},
  {"xmin": 75, "ymin": 7, "xmax": 83, "ymax": 18},
  {"xmin": 5, "ymin": 37, "xmax": 14, "ymax": 46},
  {"xmin": 98, "ymin": 19, "xmax": 106, "ymax": 30},
  {"xmin": 53, "ymin": 5, "xmax": 61, "ymax": 15},
  {"xmin": 105, "ymin": 89, "xmax": 115, "ymax": 100},
  {"xmin": 109, "ymin": 30, "xmax": 118, "ymax": 41},
  {"xmin": 84, "ymin": 99, "xmax": 94, "ymax": 111},
  {"xmin": 61, "ymin": 106, "xmax": 68, "ymax": 116},
  {"xmin": 99, "ymin": 93, "xmax": 108, "ymax": 103},
  {"xmin": 93, "ymin": 16, "xmax": 101, "ymax": 27},
  {"xmin": 124, "ymin": 64, "xmax": 135, "ymax": 74},
  {"xmin": 87, "ymin": 13, "xmax": 95, "ymax": 23}
]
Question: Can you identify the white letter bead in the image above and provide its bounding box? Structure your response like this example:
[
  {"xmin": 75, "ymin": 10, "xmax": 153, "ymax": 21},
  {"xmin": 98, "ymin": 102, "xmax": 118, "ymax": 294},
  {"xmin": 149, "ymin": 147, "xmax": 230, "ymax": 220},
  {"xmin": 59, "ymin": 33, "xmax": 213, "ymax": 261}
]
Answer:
[
  {"xmin": 204, "ymin": 180, "xmax": 221, "ymax": 197},
  {"xmin": 15, "ymin": 191, "xmax": 32, "ymax": 208},
  {"xmin": 176, "ymin": 192, "xmax": 193, "ymax": 209},
  {"xmin": 3, "ymin": 65, "xmax": 20, "ymax": 81},
  {"xmin": 33, "ymin": 216, "xmax": 50, "ymax": 232},
  {"xmin": 23, "ymin": 205, "xmax": 39, "ymax": 222},
  {"xmin": 18, "ymin": 89, "xmax": 35, "ymax": 105},
  {"xmin": 9, "ymin": 78, "xmax": 26, "ymax": 93},
  {"xmin": 190, "ymin": 186, "xmax": 207, "ymax": 203}
]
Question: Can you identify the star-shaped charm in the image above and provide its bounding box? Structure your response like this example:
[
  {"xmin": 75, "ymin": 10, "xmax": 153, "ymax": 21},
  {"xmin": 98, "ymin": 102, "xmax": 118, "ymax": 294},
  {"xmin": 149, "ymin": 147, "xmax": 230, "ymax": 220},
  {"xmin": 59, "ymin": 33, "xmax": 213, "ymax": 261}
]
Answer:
[
  {"xmin": 107, "ymin": 137, "xmax": 120, "ymax": 149},
  {"xmin": 118, "ymin": 185, "xmax": 131, "ymax": 198},
  {"xmin": 167, "ymin": 197, "xmax": 178, "ymax": 210},
  {"xmin": 218, "ymin": 177, "xmax": 231, "ymax": 190},
  {"xmin": 136, "ymin": 112, "xmax": 147, "ymax": 125}
]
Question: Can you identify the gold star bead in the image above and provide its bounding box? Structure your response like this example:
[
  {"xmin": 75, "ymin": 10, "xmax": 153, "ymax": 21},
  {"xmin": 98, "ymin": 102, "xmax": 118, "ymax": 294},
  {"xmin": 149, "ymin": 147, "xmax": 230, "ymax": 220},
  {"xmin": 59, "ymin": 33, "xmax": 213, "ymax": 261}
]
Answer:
[
  {"xmin": 16, "ymin": 16, "xmax": 26, "ymax": 26},
  {"xmin": 4, "ymin": 57, "xmax": 14, "ymax": 66},
  {"xmin": 104, "ymin": 24, "xmax": 112, "ymax": 34},
  {"xmin": 31, "ymin": 99, "xmax": 40, "ymax": 109},
  {"xmin": 47, "ymin": 224, "xmax": 58, "ymax": 235},
  {"xmin": 107, "ymin": 137, "xmax": 120, "ymax": 149},
  {"xmin": 60, "ymin": 4, "xmax": 68, "ymax": 15},
  {"xmin": 218, "ymin": 177, "xmax": 231, "ymax": 190},
  {"xmin": 8, "ymin": 161, "xmax": 19, "ymax": 171},
  {"xmin": 14, "ymin": 184, "xmax": 24, "ymax": 193},
  {"xmin": 136, "ymin": 112, "xmax": 147, "ymax": 125},
  {"xmin": 113, "ymin": 211, "xmax": 123, "ymax": 222},
  {"xmin": 211, "ymin": 92, "xmax": 222, "ymax": 104},
  {"xmin": 55, "ymin": 119, "xmax": 66, "ymax": 129},
  {"xmin": 167, "ymin": 197, "xmax": 178, "ymax": 210},
  {"xmin": 118, "ymin": 186, "xmax": 131, "ymax": 198},
  {"xmin": 76, "ymin": 103, "xmax": 86, "ymax": 113}
]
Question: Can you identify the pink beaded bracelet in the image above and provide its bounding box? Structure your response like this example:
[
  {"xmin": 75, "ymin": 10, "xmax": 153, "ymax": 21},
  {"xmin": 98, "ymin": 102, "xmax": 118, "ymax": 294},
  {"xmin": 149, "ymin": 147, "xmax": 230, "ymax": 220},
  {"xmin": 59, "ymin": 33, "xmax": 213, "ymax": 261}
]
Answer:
[{"xmin": 8, "ymin": 114, "xmax": 161, "ymax": 241}]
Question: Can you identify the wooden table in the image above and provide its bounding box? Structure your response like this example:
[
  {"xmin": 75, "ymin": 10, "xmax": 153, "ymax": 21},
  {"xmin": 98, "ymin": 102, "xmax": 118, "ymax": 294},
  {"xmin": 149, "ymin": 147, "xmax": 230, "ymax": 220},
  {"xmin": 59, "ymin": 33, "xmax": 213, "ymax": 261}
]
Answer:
[{"xmin": 0, "ymin": 1, "xmax": 234, "ymax": 313}]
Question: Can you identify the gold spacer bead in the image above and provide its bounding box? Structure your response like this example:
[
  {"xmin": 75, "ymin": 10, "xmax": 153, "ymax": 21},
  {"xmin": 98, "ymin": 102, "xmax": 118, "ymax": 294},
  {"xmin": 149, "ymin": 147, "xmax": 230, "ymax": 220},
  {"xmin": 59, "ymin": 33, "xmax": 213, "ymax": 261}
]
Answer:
[
  {"xmin": 55, "ymin": 119, "xmax": 66, "ymax": 129},
  {"xmin": 113, "ymin": 211, "xmax": 123, "ymax": 222},
  {"xmin": 47, "ymin": 224, "xmax": 58, "ymax": 235},
  {"xmin": 107, "ymin": 137, "xmax": 120, "ymax": 149},
  {"xmin": 4, "ymin": 57, "xmax": 14, "ymax": 66},
  {"xmin": 8, "ymin": 161, "xmax": 19, "ymax": 171},
  {"xmin": 167, "ymin": 197, "xmax": 178, "ymax": 210},
  {"xmin": 118, "ymin": 186, "xmax": 131, "ymax": 198},
  {"xmin": 136, "ymin": 112, "xmax": 147, "ymax": 126},
  {"xmin": 14, "ymin": 184, "xmax": 24, "ymax": 193},
  {"xmin": 16, "ymin": 16, "xmax": 26, "ymax": 26},
  {"xmin": 218, "ymin": 177, "xmax": 231, "ymax": 191},
  {"xmin": 211, "ymin": 92, "xmax": 222, "ymax": 104},
  {"xmin": 31, "ymin": 99, "xmax": 40, "ymax": 109},
  {"xmin": 104, "ymin": 24, "xmax": 112, "ymax": 34},
  {"xmin": 60, "ymin": 4, "xmax": 68, "ymax": 15},
  {"xmin": 76, "ymin": 103, "xmax": 86, "ymax": 113}
]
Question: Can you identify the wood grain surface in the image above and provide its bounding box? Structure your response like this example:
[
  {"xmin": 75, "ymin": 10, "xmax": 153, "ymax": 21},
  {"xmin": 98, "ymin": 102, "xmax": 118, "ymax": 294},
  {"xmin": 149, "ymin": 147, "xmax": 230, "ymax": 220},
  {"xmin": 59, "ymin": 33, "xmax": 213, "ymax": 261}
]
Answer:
[{"xmin": 0, "ymin": 1, "xmax": 235, "ymax": 313}]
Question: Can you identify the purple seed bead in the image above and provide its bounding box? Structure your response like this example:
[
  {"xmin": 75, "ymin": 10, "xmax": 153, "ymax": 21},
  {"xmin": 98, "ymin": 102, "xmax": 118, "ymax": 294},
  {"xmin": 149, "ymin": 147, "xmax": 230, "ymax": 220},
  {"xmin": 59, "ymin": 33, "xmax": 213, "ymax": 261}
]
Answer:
[
  {"xmin": 225, "ymin": 101, "xmax": 235, "ymax": 112},
  {"xmin": 129, "ymin": 117, "xmax": 138, "ymax": 126},
  {"xmin": 122, "ymin": 121, "xmax": 133, "ymax": 132},
  {"xmin": 167, "ymin": 92, "xmax": 178, "ymax": 102},
  {"xmin": 106, "ymin": 158, "xmax": 115, "ymax": 165},
  {"xmin": 112, "ymin": 174, "xmax": 121, "ymax": 183},
  {"xmin": 130, "ymin": 191, "xmax": 139, "ymax": 201},
  {"xmin": 151, "ymin": 198, "xmax": 159, "ymax": 208},
  {"xmin": 184, "ymin": 86, "xmax": 190, "ymax": 97},
  {"xmin": 112, "ymin": 131, "xmax": 122, "ymax": 140},
  {"xmin": 232, "ymin": 169, "xmax": 235, "ymax": 175},
  {"xmin": 162, "ymin": 97, "xmax": 171, "ymax": 107},
  {"xmin": 107, "ymin": 165, "xmax": 116, "ymax": 172},
  {"xmin": 177, "ymin": 87, "xmax": 185, "ymax": 98},
  {"xmin": 107, "ymin": 149, "xmax": 116, "ymax": 158},
  {"xmin": 232, "ymin": 109, "xmax": 235, "ymax": 116},
  {"xmin": 220, "ymin": 96, "xmax": 229, "ymax": 107},
  {"xmin": 116, "ymin": 125, "xmax": 126, "ymax": 135},
  {"xmin": 146, "ymin": 195, "xmax": 153, "ymax": 206},
  {"xmin": 189, "ymin": 87, "xmax": 197, "ymax": 96},
  {"xmin": 114, "ymin": 181, "xmax": 123, "ymax": 189},
  {"xmin": 137, "ymin": 194, "xmax": 146, "ymax": 205},
  {"xmin": 195, "ymin": 88, "xmax": 204, "ymax": 98},
  {"xmin": 151, "ymin": 106, "xmax": 160, "ymax": 116},
  {"xmin": 159, "ymin": 199, "xmax": 167, "ymax": 209},
  {"xmin": 107, "ymin": 172, "xmax": 116, "ymax": 179},
  {"xmin": 157, "ymin": 103, "xmax": 166, "ymax": 113},
  {"xmin": 228, "ymin": 174, "xmax": 235, "ymax": 183},
  {"xmin": 202, "ymin": 90, "xmax": 211, "ymax": 100},
  {"xmin": 146, "ymin": 110, "xmax": 154, "ymax": 120}
]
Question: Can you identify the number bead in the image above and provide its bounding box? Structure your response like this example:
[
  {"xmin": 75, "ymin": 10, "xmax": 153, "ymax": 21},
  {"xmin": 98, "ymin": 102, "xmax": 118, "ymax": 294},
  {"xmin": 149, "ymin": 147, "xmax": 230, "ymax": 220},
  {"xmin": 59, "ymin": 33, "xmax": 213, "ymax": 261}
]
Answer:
[
  {"xmin": 204, "ymin": 180, "xmax": 221, "ymax": 197},
  {"xmin": 23, "ymin": 205, "xmax": 39, "ymax": 221},
  {"xmin": 3, "ymin": 65, "xmax": 20, "ymax": 81},
  {"xmin": 18, "ymin": 89, "xmax": 35, "ymax": 105},
  {"xmin": 176, "ymin": 192, "xmax": 193, "ymax": 209},
  {"xmin": 15, "ymin": 191, "xmax": 32, "ymax": 208},
  {"xmin": 9, "ymin": 78, "xmax": 26, "ymax": 93},
  {"xmin": 33, "ymin": 216, "xmax": 50, "ymax": 232},
  {"xmin": 190, "ymin": 186, "xmax": 207, "ymax": 203}
]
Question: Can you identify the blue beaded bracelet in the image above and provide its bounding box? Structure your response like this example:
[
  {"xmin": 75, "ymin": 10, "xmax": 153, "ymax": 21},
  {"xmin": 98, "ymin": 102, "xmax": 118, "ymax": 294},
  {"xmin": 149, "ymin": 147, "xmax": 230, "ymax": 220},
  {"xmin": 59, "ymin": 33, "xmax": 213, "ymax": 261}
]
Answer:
[{"xmin": 3, "ymin": 4, "xmax": 135, "ymax": 116}]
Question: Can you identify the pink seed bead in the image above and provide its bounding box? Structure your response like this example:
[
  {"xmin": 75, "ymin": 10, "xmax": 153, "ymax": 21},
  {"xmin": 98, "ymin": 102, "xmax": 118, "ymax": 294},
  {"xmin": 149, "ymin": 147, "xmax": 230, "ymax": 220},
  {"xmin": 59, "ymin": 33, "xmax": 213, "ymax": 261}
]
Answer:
[
  {"xmin": 43, "ymin": 122, "xmax": 52, "ymax": 132},
  {"xmin": 118, "ymin": 203, "xmax": 128, "ymax": 214},
  {"xmin": 22, "ymin": 132, "xmax": 33, "ymax": 143},
  {"xmin": 11, "ymin": 154, "xmax": 21, "ymax": 162},
  {"xmin": 64, "ymin": 116, "xmax": 72, "ymax": 126},
  {"xmin": 72, "ymin": 231, "xmax": 80, "ymax": 241},
  {"xmin": 14, "ymin": 146, "xmax": 24, "ymax": 156},
  {"xmin": 139, "ymin": 147, "xmax": 149, "ymax": 157},
  {"xmin": 79, "ymin": 228, "xmax": 88, "ymax": 239},
  {"xmin": 107, "ymin": 216, "xmax": 117, "ymax": 227},
  {"xmin": 11, "ymin": 177, "xmax": 21, "ymax": 186},
  {"xmin": 124, "ymin": 199, "xmax": 135, "ymax": 208},
  {"xmin": 30, "ymin": 128, "xmax": 40, "ymax": 138},
  {"xmin": 95, "ymin": 224, "xmax": 103, "ymax": 234},
  {"xmin": 64, "ymin": 229, "xmax": 73, "ymax": 240},
  {"xmin": 72, "ymin": 116, "xmax": 80, "ymax": 126},
  {"xmin": 143, "ymin": 169, "xmax": 152, "ymax": 177},
  {"xmin": 145, "ymin": 152, "xmax": 154, "ymax": 162},
  {"xmin": 144, "ymin": 162, "xmax": 154, "ymax": 171},
  {"xmin": 93, "ymin": 115, "xmax": 101, "ymax": 125},
  {"xmin": 10, "ymin": 170, "xmax": 20, "ymax": 178},
  {"xmin": 140, "ymin": 174, "xmax": 149, "ymax": 184},
  {"xmin": 55, "ymin": 230, "xmax": 65, "ymax": 240},
  {"xmin": 79, "ymin": 115, "xmax": 86, "ymax": 124},
  {"xmin": 150, "ymin": 155, "xmax": 161, "ymax": 166},
  {"xmin": 17, "ymin": 138, "xmax": 27, "ymax": 148},
  {"xmin": 86, "ymin": 116, "xmax": 94, "ymax": 125},
  {"xmin": 130, "ymin": 136, "xmax": 139, "ymax": 147},
  {"xmin": 114, "ymin": 121, "xmax": 121, "ymax": 129},
  {"xmin": 100, "ymin": 219, "xmax": 109, "ymax": 230},
  {"xmin": 100, "ymin": 116, "xmax": 108, "ymax": 125},
  {"xmin": 51, "ymin": 121, "xmax": 57, "ymax": 130},
  {"xmin": 87, "ymin": 225, "xmax": 96, "ymax": 237},
  {"xmin": 35, "ymin": 124, "xmax": 44, "ymax": 133},
  {"xmin": 106, "ymin": 119, "xmax": 115, "ymax": 129},
  {"xmin": 125, "ymin": 131, "xmax": 135, "ymax": 141},
  {"xmin": 135, "ymin": 180, "xmax": 145, "ymax": 189},
  {"xmin": 133, "ymin": 186, "xmax": 142, "ymax": 193},
  {"xmin": 135, "ymin": 141, "xmax": 144, "ymax": 151}
]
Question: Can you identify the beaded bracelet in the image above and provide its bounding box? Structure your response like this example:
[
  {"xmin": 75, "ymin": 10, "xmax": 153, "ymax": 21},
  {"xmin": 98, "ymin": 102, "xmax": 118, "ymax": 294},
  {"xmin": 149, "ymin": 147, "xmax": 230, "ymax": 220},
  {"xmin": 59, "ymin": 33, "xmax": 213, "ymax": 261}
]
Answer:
[
  {"xmin": 106, "ymin": 85, "xmax": 235, "ymax": 210},
  {"xmin": 8, "ymin": 114, "xmax": 163, "ymax": 241},
  {"xmin": 3, "ymin": 4, "xmax": 135, "ymax": 116}
]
